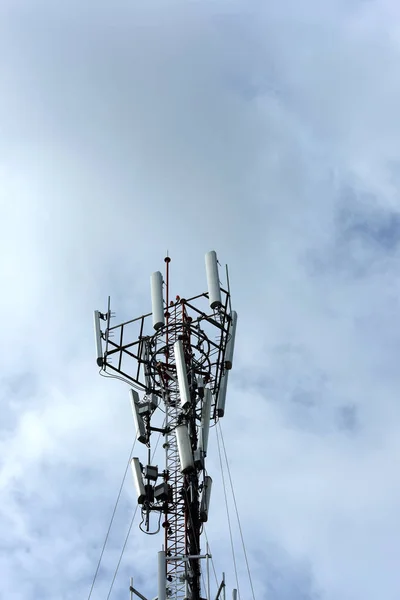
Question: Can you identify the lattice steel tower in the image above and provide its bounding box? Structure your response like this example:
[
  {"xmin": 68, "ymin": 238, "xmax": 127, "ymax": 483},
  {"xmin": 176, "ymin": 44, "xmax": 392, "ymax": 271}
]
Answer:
[{"xmin": 94, "ymin": 251, "xmax": 237, "ymax": 600}]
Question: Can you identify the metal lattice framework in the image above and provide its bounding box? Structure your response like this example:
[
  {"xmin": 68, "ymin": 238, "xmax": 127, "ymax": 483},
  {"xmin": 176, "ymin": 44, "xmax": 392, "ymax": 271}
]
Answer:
[{"xmin": 94, "ymin": 254, "xmax": 235, "ymax": 600}]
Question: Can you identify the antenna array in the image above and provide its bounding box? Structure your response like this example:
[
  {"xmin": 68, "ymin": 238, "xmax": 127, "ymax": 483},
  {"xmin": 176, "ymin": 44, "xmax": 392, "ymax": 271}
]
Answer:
[{"xmin": 94, "ymin": 251, "xmax": 237, "ymax": 600}]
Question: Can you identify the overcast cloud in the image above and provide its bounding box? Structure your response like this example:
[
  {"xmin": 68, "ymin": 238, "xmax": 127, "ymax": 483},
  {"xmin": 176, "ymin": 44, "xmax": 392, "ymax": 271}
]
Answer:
[{"xmin": 1, "ymin": 0, "xmax": 400, "ymax": 599}]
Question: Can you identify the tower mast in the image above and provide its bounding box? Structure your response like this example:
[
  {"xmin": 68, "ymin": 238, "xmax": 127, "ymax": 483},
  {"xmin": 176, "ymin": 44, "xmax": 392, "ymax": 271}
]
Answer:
[{"xmin": 94, "ymin": 251, "xmax": 237, "ymax": 600}]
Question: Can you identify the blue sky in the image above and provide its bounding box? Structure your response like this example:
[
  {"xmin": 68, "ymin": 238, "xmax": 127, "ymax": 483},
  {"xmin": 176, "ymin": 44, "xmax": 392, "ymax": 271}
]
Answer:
[{"xmin": 1, "ymin": 0, "xmax": 400, "ymax": 599}]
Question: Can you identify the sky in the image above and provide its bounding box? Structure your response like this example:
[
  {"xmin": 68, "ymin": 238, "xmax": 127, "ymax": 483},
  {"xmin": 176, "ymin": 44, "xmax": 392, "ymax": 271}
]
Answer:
[{"xmin": 1, "ymin": 0, "xmax": 400, "ymax": 599}]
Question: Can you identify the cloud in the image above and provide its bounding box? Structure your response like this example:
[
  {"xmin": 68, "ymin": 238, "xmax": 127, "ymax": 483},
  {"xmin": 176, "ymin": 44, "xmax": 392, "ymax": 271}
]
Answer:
[{"xmin": 1, "ymin": 0, "xmax": 400, "ymax": 599}]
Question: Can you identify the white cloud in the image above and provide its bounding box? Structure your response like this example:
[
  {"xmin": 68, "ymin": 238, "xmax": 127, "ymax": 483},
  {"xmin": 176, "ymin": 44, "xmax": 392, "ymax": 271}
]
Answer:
[{"xmin": 1, "ymin": 0, "xmax": 400, "ymax": 599}]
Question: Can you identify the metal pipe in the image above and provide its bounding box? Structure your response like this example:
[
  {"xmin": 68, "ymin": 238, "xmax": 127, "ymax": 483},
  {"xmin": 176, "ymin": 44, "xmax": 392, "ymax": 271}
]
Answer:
[
  {"xmin": 214, "ymin": 576, "xmax": 225, "ymax": 600},
  {"xmin": 207, "ymin": 543, "xmax": 210, "ymax": 600},
  {"xmin": 129, "ymin": 584, "xmax": 148, "ymax": 600},
  {"xmin": 167, "ymin": 554, "xmax": 209, "ymax": 561}
]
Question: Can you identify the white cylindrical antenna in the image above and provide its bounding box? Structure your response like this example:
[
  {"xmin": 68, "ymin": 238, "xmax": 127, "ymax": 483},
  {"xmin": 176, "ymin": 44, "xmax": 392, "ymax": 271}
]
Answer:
[
  {"xmin": 131, "ymin": 458, "xmax": 146, "ymax": 504},
  {"xmin": 151, "ymin": 271, "xmax": 165, "ymax": 330},
  {"xmin": 217, "ymin": 372, "xmax": 229, "ymax": 418},
  {"xmin": 205, "ymin": 250, "xmax": 222, "ymax": 309},
  {"xmin": 174, "ymin": 340, "xmax": 191, "ymax": 411},
  {"xmin": 158, "ymin": 550, "xmax": 167, "ymax": 600},
  {"xmin": 199, "ymin": 388, "xmax": 212, "ymax": 455},
  {"xmin": 185, "ymin": 578, "xmax": 190, "ymax": 600},
  {"xmin": 200, "ymin": 475, "xmax": 213, "ymax": 522},
  {"xmin": 175, "ymin": 424, "xmax": 194, "ymax": 473},
  {"xmin": 224, "ymin": 311, "xmax": 238, "ymax": 370},
  {"xmin": 232, "ymin": 590, "xmax": 237, "ymax": 600},
  {"xmin": 130, "ymin": 389, "xmax": 147, "ymax": 444},
  {"xmin": 93, "ymin": 310, "xmax": 103, "ymax": 367}
]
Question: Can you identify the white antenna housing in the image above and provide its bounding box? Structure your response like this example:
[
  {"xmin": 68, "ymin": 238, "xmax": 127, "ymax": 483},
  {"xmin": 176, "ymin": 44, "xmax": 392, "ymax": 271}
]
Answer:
[
  {"xmin": 93, "ymin": 310, "xmax": 103, "ymax": 367},
  {"xmin": 175, "ymin": 424, "xmax": 194, "ymax": 473},
  {"xmin": 149, "ymin": 393, "xmax": 159, "ymax": 411},
  {"xmin": 151, "ymin": 271, "xmax": 165, "ymax": 330},
  {"xmin": 158, "ymin": 550, "xmax": 167, "ymax": 600},
  {"xmin": 217, "ymin": 372, "xmax": 229, "ymax": 418},
  {"xmin": 199, "ymin": 388, "xmax": 212, "ymax": 456},
  {"xmin": 197, "ymin": 375, "xmax": 205, "ymax": 398},
  {"xmin": 174, "ymin": 340, "xmax": 191, "ymax": 411},
  {"xmin": 224, "ymin": 311, "xmax": 238, "ymax": 370},
  {"xmin": 200, "ymin": 475, "xmax": 212, "ymax": 522},
  {"xmin": 205, "ymin": 251, "xmax": 222, "ymax": 309},
  {"xmin": 130, "ymin": 389, "xmax": 147, "ymax": 444},
  {"xmin": 131, "ymin": 458, "xmax": 146, "ymax": 504}
]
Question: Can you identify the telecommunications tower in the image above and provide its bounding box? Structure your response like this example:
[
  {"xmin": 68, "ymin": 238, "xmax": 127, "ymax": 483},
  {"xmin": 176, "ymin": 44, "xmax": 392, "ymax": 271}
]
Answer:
[{"xmin": 93, "ymin": 251, "xmax": 238, "ymax": 600}]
